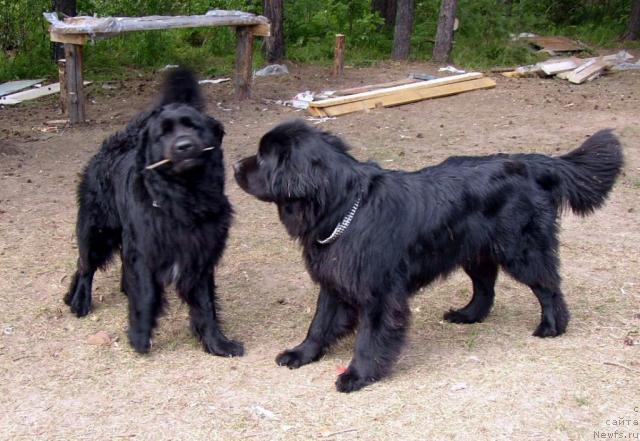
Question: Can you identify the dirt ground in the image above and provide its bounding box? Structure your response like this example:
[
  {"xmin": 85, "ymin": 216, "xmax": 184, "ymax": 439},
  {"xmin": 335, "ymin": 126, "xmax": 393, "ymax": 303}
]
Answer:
[{"xmin": 1, "ymin": 60, "xmax": 639, "ymax": 441}]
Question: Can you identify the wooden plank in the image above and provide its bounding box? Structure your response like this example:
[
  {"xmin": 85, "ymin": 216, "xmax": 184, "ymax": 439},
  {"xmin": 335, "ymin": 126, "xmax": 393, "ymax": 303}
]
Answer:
[
  {"xmin": 50, "ymin": 32, "xmax": 88, "ymax": 45},
  {"xmin": 310, "ymin": 72, "xmax": 484, "ymax": 108},
  {"xmin": 0, "ymin": 81, "xmax": 91, "ymax": 104},
  {"xmin": 525, "ymin": 36, "xmax": 586, "ymax": 52},
  {"xmin": 234, "ymin": 26, "xmax": 253, "ymax": 100},
  {"xmin": 332, "ymin": 34, "xmax": 345, "ymax": 77},
  {"xmin": 46, "ymin": 12, "xmax": 270, "ymax": 36},
  {"xmin": 539, "ymin": 57, "xmax": 582, "ymax": 75},
  {"xmin": 309, "ymin": 77, "xmax": 496, "ymax": 117},
  {"xmin": 64, "ymin": 44, "xmax": 86, "ymax": 124},
  {"xmin": 566, "ymin": 59, "xmax": 610, "ymax": 84},
  {"xmin": 250, "ymin": 23, "xmax": 271, "ymax": 37},
  {"xmin": 0, "ymin": 79, "xmax": 44, "ymax": 97},
  {"xmin": 333, "ymin": 78, "xmax": 419, "ymax": 96}
]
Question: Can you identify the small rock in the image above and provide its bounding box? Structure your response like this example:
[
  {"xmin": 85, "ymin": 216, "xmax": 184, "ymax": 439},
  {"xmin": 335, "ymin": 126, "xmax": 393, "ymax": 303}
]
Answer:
[
  {"xmin": 252, "ymin": 405, "xmax": 279, "ymax": 420},
  {"xmin": 87, "ymin": 330, "xmax": 112, "ymax": 346},
  {"xmin": 451, "ymin": 382, "xmax": 467, "ymax": 391}
]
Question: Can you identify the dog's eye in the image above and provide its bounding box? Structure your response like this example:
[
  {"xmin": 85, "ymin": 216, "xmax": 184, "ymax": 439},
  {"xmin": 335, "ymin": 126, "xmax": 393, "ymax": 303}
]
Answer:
[
  {"xmin": 179, "ymin": 117, "xmax": 195, "ymax": 129},
  {"xmin": 161, "ymin": 119, "xmax": 174, "ymax": 134}
]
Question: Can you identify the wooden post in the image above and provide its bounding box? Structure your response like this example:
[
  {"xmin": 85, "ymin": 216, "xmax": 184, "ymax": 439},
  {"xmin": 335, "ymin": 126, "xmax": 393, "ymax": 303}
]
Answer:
[
  {"xmin": 57, "ymin": 59, "xmax": 68, "ymax": 116},
  {"xmin": 235, "ymin": 26, "xmax": 254, "ymax": 100},
  {"xmin": 63, "ymin": 43, "xmax": 85, "ymax": 124},
  {"xmin": 332, "ymin": 34, "xmax": 345, "ymax": 77}
]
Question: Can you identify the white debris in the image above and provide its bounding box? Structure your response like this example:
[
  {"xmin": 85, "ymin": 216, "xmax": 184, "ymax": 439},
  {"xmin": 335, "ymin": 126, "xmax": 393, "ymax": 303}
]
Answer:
[
  {"xmin": 438, "ymin": 65, "xmax": 466, "ymax": 74},
  {"xmin": 252, "ymin": 405, "xmax": 279, "ymax": 421},
  {"xmin": 198, "ymin": 77, "xmax": 231, "ymax": 85},
  {"xmin": 291, "ymin": 91, "xmax": 315, "ymax": 109}
]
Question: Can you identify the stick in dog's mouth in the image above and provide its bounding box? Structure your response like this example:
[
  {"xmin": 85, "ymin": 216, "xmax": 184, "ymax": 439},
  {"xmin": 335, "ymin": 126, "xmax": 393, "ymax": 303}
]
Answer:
[{"xmin": 145, "ymin": 146, "xmax": 216, "ymax": 170}]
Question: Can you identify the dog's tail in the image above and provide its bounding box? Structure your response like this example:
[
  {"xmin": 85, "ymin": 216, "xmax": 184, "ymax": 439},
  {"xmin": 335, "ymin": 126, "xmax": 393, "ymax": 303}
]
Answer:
[
  {"xmin": 158, "ymin": 67, "xmax": 205, "ymax": 111},
  {"xmin": 556, "ymin": 129, "xmax": 623, "ymax": 216}
]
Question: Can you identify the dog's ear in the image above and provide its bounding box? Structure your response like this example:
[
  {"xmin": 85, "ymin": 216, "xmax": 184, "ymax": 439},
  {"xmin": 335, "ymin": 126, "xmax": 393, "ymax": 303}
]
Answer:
[
  {"xmin": 136, "ymin": 127, "xmax": 151, "ymax": 168},
  {"xmin": 206, "ymin": 117, "xmax": 225, "ymax": 148},
  {"xmin": 158, "ymin": 67, "xmax": 205, "ymax": 111},
  {"xmin": 269, "ymin": 148, "xmax": 326, "ymax": 203}
]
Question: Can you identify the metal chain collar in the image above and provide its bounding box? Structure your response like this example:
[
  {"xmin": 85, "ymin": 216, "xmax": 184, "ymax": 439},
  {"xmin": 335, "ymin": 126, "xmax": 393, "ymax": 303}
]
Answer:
[{"xmin": 316, "ymin": 194, "xmax": 361, "ymax": 245}]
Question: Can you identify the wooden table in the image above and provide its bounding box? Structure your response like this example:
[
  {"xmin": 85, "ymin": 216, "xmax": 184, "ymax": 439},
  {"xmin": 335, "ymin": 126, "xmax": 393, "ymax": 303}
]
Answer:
[{"xmin": 44, "ymin": 10, "xmax": 271, "ymax": 124}]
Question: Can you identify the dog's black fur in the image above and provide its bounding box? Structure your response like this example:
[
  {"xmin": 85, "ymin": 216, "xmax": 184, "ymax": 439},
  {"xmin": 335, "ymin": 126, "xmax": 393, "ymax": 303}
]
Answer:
[
  {"xmin": 234, "ymin": 120, "xmax": 623, "ymax": 392},
  {"xmin": 64, "ymin": 68, "xmax": 243, "ymax": 357}
]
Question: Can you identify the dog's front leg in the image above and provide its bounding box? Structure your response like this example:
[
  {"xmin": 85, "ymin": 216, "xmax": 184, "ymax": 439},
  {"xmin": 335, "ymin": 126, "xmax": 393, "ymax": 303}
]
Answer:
[
  {"xmin": 183, "ymin": 272, "xmax": 244, "ymax": 357},
  {"xmin": 336, "ymin": 293, "xmax": 410, "ymax": 393},
  {"xmin": 276, "ymin": 286, "xmax": 357, "ymax": 369},
  {"xmin": 122, "ymin": 248, "xmax": 161, "ymax": 354}
]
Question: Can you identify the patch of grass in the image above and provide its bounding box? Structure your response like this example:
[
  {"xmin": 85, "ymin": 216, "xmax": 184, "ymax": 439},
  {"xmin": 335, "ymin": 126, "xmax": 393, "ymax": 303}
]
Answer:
[{"xmin": 466, "ymin": 328, "xmax": 480, "ymax": 350}]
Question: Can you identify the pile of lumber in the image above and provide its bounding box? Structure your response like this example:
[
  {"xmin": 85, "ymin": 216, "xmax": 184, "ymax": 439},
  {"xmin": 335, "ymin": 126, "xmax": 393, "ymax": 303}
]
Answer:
[
  {"xmin": 308, "ymin": 72, "xmax": 495, "ymax": 117},
  {"xmin": 502, "ymin": 51, "xmax": 634, "ymax": 84}
]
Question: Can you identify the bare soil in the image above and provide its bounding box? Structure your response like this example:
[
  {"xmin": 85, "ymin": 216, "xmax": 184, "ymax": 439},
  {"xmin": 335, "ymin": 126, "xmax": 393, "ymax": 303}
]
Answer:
[{"xmin": 1, "ymin": 61, "xmax": 639, "ymax": 441}]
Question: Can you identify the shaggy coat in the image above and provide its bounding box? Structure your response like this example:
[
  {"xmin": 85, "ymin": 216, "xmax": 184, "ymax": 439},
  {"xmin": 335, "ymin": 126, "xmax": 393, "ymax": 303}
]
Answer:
[
  {"xmin": 64, "ymin": 68, "xmax": 243, "ymax": 357},
  {"xmin": 234, "ymin": 120, "xmax": 623, "ymax": 392}
]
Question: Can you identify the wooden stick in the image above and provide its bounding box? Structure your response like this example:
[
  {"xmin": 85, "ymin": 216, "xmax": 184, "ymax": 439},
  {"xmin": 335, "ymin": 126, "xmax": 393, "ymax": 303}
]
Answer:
[
  {"xmin": 603, "ymin": 361, "xmax": 640, "ymax": 374},
  {"xmin": 145, "ymin": 147, "xmax": 215, "ymax": 170},
  {"xmin": 332, "ymin": 34, "xmax": 345, "ymax": 77}
]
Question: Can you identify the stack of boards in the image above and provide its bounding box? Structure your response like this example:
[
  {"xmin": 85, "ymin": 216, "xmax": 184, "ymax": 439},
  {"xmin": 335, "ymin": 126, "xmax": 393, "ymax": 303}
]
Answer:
[{"xmin": 307, "ymin": 72, "xmax": 496, "ymax": 117}]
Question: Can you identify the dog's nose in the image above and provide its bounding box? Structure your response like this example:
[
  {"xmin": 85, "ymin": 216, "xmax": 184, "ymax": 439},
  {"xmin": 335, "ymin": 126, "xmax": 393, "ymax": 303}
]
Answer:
[{"xmin": 174, "ymin": 139, "xmax": 194, "ymax": 153}]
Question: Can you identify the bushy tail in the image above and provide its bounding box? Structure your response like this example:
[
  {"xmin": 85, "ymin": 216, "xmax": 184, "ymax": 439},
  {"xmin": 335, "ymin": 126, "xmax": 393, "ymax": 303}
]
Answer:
[
  {"xmin": 158, "ymin": 66, "xmax": 204, "ymax": 111},
  {"xmin": 557, "ymin": 129, "xmax": 623, "ymax": 216}
]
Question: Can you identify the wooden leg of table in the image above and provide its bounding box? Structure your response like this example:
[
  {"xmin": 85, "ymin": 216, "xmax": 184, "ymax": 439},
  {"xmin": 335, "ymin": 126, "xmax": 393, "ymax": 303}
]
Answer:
[
  {"xmin": 57, "ymin": 59, "xmax": 68, "ymax": 116},
  {"xmin": 235, "ymin": 27, "xmax": 254, "ymax": 100},
  {"xmin": 63, "ymin": 43, "xmax": 86, "ymax": 124}
]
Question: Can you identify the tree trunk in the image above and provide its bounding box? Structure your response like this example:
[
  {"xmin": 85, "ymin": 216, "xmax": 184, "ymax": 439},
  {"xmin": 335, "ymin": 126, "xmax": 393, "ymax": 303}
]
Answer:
[
  {"xmin": 432, "ymin": 0, "xmax": 458, "ymax": 63},
  {"xmin": 52, "ymin": 0, "xmax": 77, "ymax": 61},
  {"xmin": 392, "ymin": 0, "xmax": 414, "ymax": 60},
  {"xmin": 372, "ymin": 0, "xmax": 397, "ymax": 29},
  {"xmin": 626, "ymin": 0, "xmax": 640, "ymax": 40},
  {"xmin": 263, "ymin": 0, "xmax": 285, "ymax": 63}
]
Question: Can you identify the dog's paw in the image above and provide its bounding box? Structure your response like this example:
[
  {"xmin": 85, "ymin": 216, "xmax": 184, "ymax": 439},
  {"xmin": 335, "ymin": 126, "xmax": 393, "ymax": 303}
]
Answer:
[
  {"xmin": 67, "ymin": 291, "xmax": 92, "ymax": 317},
  {"xmin": 203, "ymin": 337, "xmax": 244, "ymax": 357},
  {"xmin": 275, "ymin": 348, "xmax": 315, "ymax": 369},
  {"xmin": 128, "ymin": 330, "xmax": 152, "ymax": 354},
  {"xmin": 443, "ymin": 308, "xmax": 484, "ymax": 324},
  {"xmin": 335, "ymin": 369, "xmax": 372, "ymax": 393},
  {"xmin": 533, "ymin": 321, "xmax": 560, "ymax": 338}
]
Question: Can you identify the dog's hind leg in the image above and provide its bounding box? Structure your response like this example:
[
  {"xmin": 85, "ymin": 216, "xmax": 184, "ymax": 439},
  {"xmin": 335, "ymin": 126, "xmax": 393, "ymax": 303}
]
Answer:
[
  {"xmin": 530, "ymin": 284, "xmax": 570, "ymax": 337},
  {"xmin": 444, "ymin": 258, "xmax": 498, "ymax": 324},
  {"xmin": 503, "ymin": 250, "xmax": 569, "ymax": 337},
  {"xmin": 64, "ymin": 212, "xmax": 120, "ymax": 317},
  {"xmin": 183, "ymin": 272, "xmax": 244, "ymax": 357},
  {"xmin": 276, "ymin": 286, "xmax": 358, "ymax": 369},
  {"xmin": 336, "ymin": 292, "xmax": 410, "ymax": 393}
]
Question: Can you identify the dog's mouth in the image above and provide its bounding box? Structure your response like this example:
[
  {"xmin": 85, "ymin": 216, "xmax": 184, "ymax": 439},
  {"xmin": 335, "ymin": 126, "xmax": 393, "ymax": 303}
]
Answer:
[{"xmin": 146, "ymin": 144, "xmax": 215, "ymax": 173}]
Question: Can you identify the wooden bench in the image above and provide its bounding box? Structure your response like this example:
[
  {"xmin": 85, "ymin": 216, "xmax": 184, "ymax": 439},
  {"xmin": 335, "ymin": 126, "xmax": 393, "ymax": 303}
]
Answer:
[{"xmin": 44, "ymin": 10, "xmax": 271, "ymax": 124}]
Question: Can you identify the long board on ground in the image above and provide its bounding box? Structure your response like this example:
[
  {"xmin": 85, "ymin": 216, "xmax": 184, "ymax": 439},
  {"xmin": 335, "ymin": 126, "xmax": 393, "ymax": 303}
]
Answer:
[
  {"xmin": 308, "ymin": 73, "xmax": 495, "ymax": 117},
  {"xmin": 1, "ymin": 81, "xmax": 91, "ymax": 105}
]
